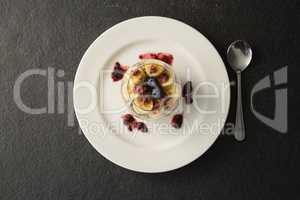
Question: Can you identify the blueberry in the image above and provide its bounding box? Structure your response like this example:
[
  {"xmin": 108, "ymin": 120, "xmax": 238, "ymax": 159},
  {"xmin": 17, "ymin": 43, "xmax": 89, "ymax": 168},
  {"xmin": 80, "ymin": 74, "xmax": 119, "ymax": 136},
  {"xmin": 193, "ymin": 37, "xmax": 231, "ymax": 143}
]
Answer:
[
  {"xmin": 152, "ymin": 87, "xmax": 165, "ymax": 99},
  {"xmin": 146, "ymin": 77, "xmax": 158, "ymax": 87},
  {"xmin": 151, "ymin": 88, "xmax": 160, "ymax": 99},
  {"xmin": 145, "ymin": 77, "xmax": 165, "ymax": 99}
]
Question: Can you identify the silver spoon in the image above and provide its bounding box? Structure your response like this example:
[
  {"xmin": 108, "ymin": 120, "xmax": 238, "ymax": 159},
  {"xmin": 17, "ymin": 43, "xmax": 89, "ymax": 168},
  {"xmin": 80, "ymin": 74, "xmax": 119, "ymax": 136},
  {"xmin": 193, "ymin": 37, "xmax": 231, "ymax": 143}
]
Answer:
[{"xmin": 227, "ymin": 40, "xmax": 252, "ymax": 141}]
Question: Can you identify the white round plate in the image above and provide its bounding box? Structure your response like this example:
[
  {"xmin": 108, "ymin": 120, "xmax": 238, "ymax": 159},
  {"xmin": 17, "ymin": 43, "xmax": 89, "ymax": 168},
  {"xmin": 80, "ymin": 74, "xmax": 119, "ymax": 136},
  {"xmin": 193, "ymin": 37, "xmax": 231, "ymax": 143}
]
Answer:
[{"xmin": 74, "ymin": 16, "xmax": 230, "ymax": 173}]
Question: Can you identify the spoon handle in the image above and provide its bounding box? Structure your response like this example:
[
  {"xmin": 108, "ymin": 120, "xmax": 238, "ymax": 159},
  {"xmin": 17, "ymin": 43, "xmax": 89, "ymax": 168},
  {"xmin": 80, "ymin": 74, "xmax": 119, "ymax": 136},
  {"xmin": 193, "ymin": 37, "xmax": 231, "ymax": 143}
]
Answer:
[{"xmin": 235, "ymin": 71, "xmax": 245, "ymax": 141}]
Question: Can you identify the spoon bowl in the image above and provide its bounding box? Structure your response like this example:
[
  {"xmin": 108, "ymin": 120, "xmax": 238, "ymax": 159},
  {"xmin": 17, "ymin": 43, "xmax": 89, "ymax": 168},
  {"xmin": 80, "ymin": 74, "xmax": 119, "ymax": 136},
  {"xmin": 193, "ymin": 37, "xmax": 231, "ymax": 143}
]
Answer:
[{"xmin": 227, "ymin": 40, "xmax": 252, "ymax": 72}]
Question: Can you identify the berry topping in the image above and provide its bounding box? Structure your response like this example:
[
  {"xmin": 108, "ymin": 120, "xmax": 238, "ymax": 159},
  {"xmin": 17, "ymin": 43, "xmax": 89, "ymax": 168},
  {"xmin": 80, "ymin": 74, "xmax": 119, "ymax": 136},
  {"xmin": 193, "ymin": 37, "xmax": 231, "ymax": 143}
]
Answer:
[
  {"xmin": 111, "ymin": 62, "xmax": 128, "ymax": 82},
  {"xmin": 157, "ymin": 52, "xmax": 174, "ymax": 65},
  {"xmin": 139, "ymin": 53, "xmax": 158, "ymax": 59},
  {"xmin": 137, "ymin": 122, "xmax": 148, "ymax": 132},
  {"xmin": 182, "ymin": 81, "xmax": 193, "ymax": 104},
  {"xmin": 121, "ymin": 114, "xmax": 135, "ymax": 126},
  {"xmin": 144, "ymin": 77, "xmax": 165, "ymax": 99},
  {"xmin": 146, "ymin": 77, "xmax": 159, "ymax": 87},
  {"xmin": 114, "ymin": 62, "xmax": 128, "ymax": 72},
  {"xmin": 130, "ymin": 121, "xmax": 139, "ymax": 129},
  {"xmin": 171, "ymin": 114, "xmax": 183, "ymax": 129},
  {"xmin": 132, "ymin": 121, "xmax": 148, "ymax": 132},
  {"xmin": 133, "ymin": 85, "xmax": 144, "ymax": 95},
  {"xmin": 139, "ymin": 52, "xmax": 174, "ymax": 65},
  {"xmin": 111, "ymin": 71, "xmax": 123, "ymax": 82},
  {"xmin": 132, "ymin": 69, "xmax": 141, "ymax": 76},
  {"xmin": 152, "ymin": 87, "xmax": 165, "ymax": 99},
  {"xmin": 182, "ymin": 81, "xmax": 193, "ymax": 96},
  {"xmin": 128, "ymin": 125, "xmax": 133, "ymax": 132},
  {"xmin": 121, "ymin": 113, "xmax": 148, "ymax": 133}
]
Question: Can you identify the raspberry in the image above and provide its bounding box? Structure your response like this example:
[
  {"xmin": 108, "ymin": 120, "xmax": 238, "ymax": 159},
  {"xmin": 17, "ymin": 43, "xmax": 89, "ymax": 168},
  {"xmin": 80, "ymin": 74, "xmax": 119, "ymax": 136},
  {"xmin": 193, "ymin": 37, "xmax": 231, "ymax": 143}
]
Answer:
[
  {"xmin": 139, "ymin": 53, "xmax": 158, "ymax": 59},
  {"xmin": 133, "ymin": 121, "xmax": 148, "ymax": 132},
  {"xmin": 114, "ymin": 62, "xmax": 128, "ymax": 72},
  {"xmin": 121, "ymin": 114, "xmax": 148, "ymax": 133},
  {"xmin": 133, "ymin": 85, "xmax": 144, "ymax": 95},
  {"xmin": 121, "ymin": 114, "xmax": 135, "ymax": 126},
  {"xmin": 171, "ymin": 114, "xmax": 183, "ymax": 129},
  {"xmin": 157, "ymin": 52, "xmax": 173, "ymax": 65},
  {"xmin": 139, "ymin": 52, "xmax": 174, "ymax": 65}
]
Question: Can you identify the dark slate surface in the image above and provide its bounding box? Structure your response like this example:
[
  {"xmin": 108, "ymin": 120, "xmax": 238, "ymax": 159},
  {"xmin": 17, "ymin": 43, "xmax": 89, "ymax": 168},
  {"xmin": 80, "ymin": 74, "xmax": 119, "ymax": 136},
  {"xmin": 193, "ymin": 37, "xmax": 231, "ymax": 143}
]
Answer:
[{"xmin": 1, "ymin": 0, "xmax": 299, "ymax": 199}]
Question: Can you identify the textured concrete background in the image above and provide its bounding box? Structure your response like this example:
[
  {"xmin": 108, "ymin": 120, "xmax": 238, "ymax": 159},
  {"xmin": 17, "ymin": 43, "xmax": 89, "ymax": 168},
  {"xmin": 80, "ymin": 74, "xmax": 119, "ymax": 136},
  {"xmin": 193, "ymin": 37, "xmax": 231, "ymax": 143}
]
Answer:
[{"xmin": 0, "ymin": 0, "xmax": 299, "ymax": 199}]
